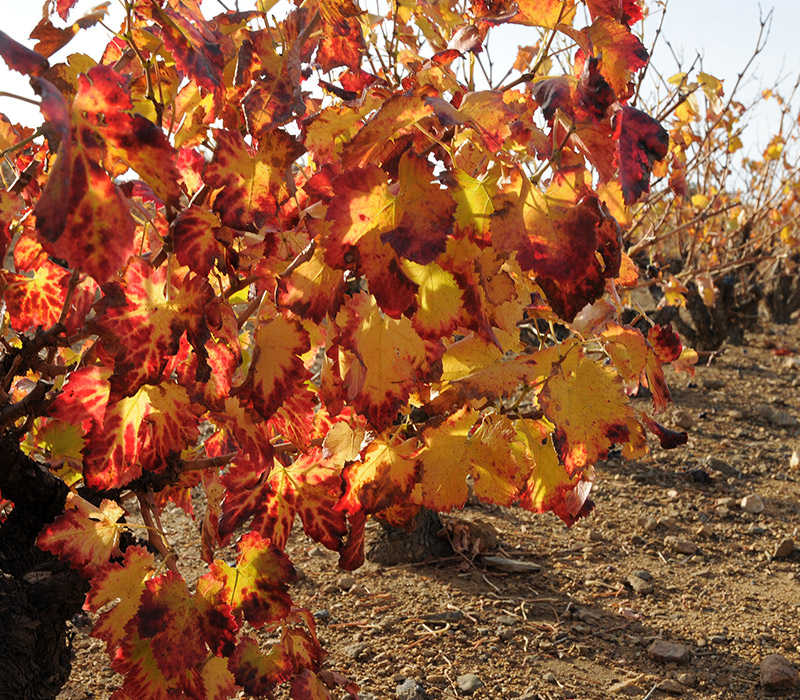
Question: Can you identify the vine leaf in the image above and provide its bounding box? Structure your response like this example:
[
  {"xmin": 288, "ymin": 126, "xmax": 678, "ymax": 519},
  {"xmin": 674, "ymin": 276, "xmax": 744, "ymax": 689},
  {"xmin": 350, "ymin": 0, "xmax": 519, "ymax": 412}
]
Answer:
[
  {"xmin": 339, "ymin": 433, "xmax": 420, "ymax": 514},
  {"xmin": 84, "ymin": 545, "xmax": 156, "ymax": 652},
  {"xmin": 198, "ymin": 530, "xmax": 295, "ymax": 628},
  {"xmin": 540, "ymin": 348, "xmax": 633, "ymax": 473},
  {"xmin": 330, "ymin": 292, "xmax": 433, "ymax": 431},
  {"xmin": 136, "ymin": 570, "xmax": 238, "ymax": 679},
  {"xmin": 616, "ymin": 105, "xmax": 669, "ymax": 203},
  {"xmin": 91, "ymin": 257, "xmax": 214, "ymax": 395},
  {"xmin": 37, "ymin": 492, "xmax": 125, "ymax": 576},
  {"xmin": 235, "ymin": 315, "xmax": 310, "ymax": 421}
]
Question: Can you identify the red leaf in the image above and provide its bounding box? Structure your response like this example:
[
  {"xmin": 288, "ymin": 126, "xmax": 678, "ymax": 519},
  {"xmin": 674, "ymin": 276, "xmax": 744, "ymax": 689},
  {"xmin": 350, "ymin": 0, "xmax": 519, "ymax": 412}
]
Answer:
[
  {"xmin": 616, "ymin": 106, "xmax": 668, "ymax": 204},
  {"xmin": 0, "ymin": 29, "xmax": 49, "ymax": 76},
  {"xmin": 137, "ymin": 571, "xmax": 237, "ymax": 679},
  {"xmin": 205, "ymin": 128, "xmax": 305, "ymax": 232},
  {"xmin": 235, "ymin": 315, "xmax": 310, "ymax": 421},
  {"xmin": 316, "ymin": 0, "xmax": 365, "ymax": 72},
  {"xmin": 197, "ymin": 531, "xmax": 295, "ymax": 628},
  {"xmin": 642, "ymin": 414, "xmax": 688, "ymax": 449}
]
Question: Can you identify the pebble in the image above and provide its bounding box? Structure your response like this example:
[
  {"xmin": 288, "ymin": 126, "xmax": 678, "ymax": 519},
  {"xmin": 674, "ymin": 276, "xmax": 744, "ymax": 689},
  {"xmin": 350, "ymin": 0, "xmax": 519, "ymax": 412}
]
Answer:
[
  {"xmin": 674, "ymin": 411, "xmax": 694, "ymax": 430},
  {"xmin": 638, "ymin": 515, "xmax": 658, "ymax": 532},
  {"xmin": 543, "ymin": 672, "xmax": 557, "ymax": 684},
  {"xmin": 760, "ymin": 654, "xmax": 799, "ymax": 691},
  {"xmin": 344, "ymin": 642, "xmax": 372, "ymax": 660},
  {"xmin": 664, "ymin": 536, "xmax": 698, "ymax": 555},
  {"xmin": 337, "ymin": 574, "xmax": 356, "ymax": 590},
  {"xmin": 497, "ymin": 615, "xmax": 517, "ymax": 625},
  {"xmin": 627, "ymin": 573, "xmax": 654, "ymax": 595},
  {"xmin": 748, "ymin": 523, "xmax": 769, "ymax": 535},
  {"xmin": 741, "ymin": 494, "xmax": 765, "ymax": 514},
  {"xmin": 396, "ymin": 679, "xmax": 426, "ymax": 700},
  {"xmin": 456, "ymin": 673, "xmax": 483, "ymax": 695},
  {"xmin": 676, "ymin": 673, "xmax": 695, "ymax": 686},
  {"xmin": 756, "ymin": 404, "xmax": 799, "ymax": 427},
  {"xmin": 657, "ymin": 678, "xmax": 684, "ymax": 694},
  {"xmin": 773, "ymin": 538, "xmax": 794, "ymax": 559},
  {"xmin": 647, "ymin": 639, "xmax": 691, "ymax": 664}
]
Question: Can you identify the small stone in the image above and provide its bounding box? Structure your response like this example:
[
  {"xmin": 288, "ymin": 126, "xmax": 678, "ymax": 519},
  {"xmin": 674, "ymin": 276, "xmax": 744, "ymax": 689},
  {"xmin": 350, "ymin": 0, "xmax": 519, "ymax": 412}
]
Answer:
[
  {"xmin": 756, "ymin": 404, "xmax": 799, "ymax": 428},
  {"xmin": 294, "ymin": 565, "xmax": 306, "ymax": 580},
  {"xmin": 479, "ymin": 555, "xmax": 541, "ymax": 573},
  {"xmin": 632, "ymin": 569, "xmax": 653, "ymax": 581},
  {"xmin": 456, "ymin": 673, "xmax": 483, "ymax": 695},
  {"xmin": 748, "ymin": 523, "xmax": 768, "ymax": 535},
  {"xmin": 741, "ymin": 494, "xmax": 765, "ymax": 514},
  {"xmin": 657, "ymin": 678, "xmax": 684, "ymax": 694},
  {"xmin": 647, "ymin": 639, "xmax": 691, "ymax": 664},
  {"xmin": 674, "ymin": 411, "xmax": 694, "ymax": 430},
  {"xmin": 664, "ymin": 536, "xmax": 697, "ymax": 555},
  {"xmin": 608, "ymin": 678, "xmax": 643, "ymax": 694},
  {"xmin": 715, "ymin": 497, "xmax": 735, "ymax": 507},
  {"xmin": 337, "ymin": 574, "xmax": 356, "ymax": 590},
  {"xmin": 543, "ymin": 672, "xmax": 557, "ymax": 684},
  {"xmin": 395, "ymin": 678, "xmax": 426, "ymax": 700},
  {"xmin": 496, "ymin": 615, "xmax": 517, "ymax": 625},
  {"xmin": 308, "ymin": 546, "xmax": 326, "ymax": 557},
  {"xmin": 588, "ymin": 528, "xmax": 604, "ymax": 542},
  {"xmin": 344, "ymin": 642, "xmax": 372, "ymax": 660},
  {"xmin": 313, "ymin": 609, "xmax": 331, "ymax": 622},
  {"xmin": 703, "ymin": 379, "xmax": 724, "ymax": 390},
  {"xmin": 773, "ymin": 538, "xmax": 795, "ymax": 559},
  {"xmin": 676, "ymin": 673, "xmax": 695, "ymax": 686},
  {"xmin": 710, "ymin": 634, "xmax": 727, "ymax": 644},
  {"xmin": 791, "ymin": 450, "xmax": 800, "ymax": 470},
  {"xmin": 760, "ymin": 654, "xmax": 799, "ymax": 691},
  {"xmin": 426, "ymin": 674, "xmax": 448, "ymax": 685},
  {"xmin": 638, "ymin": 515, "xmax": 658, "ymax": 532},
  {"xmin": 695, "ymin": 524, "xmax": 713, "ymax": 537},
  {"xmin": 727, "ymin": 410, "xmax": 745, "ymax": 420},
  {"xmin": 627, "ymin": 573, "xmax": 654, "ymax": 595}
]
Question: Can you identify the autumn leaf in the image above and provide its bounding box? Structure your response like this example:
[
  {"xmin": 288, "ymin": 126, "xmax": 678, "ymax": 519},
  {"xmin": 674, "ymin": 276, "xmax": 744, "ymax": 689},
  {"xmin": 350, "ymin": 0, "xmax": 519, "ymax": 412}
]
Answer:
[
  {"xmin": 616, "ymin": 105, "xmax": 669, "ymax": 203},
  {"xmin": 137, "ymin": 571, "xmax": 237, "ymax": 679},
  {"xmin": 198, "ymin": 531, "xmax": 294, "ymax": 628},
  {"xmin": 330, "ymin": 292, "xmax": 434, "ymax": 430},
  {"xmin": 205, "ymin": 128, "xmax": 305, "ymax": 231},
  {"xmin": 37, "ymin": 492, "xmax": 125, "ymax": 576},
  {"xmin": 3, "ymin": 260, "xmax": 69, "ymax": 332},
  {"xmin": 380, "ymin": 153, "xmax": 456, "ymax": 265},
  {"xmin": 84, "ymin": 546, "xmax": 155, "ymax": 651},
  {"xmin": 229, "ymin": 636, "xmax": 293, "ymax": 695},
  {"xmin": 540, "ymin": 348, "xmax": 632, "ymax": 473},
  {"xmin": 91, "ymin": 257, "xmax": 214, "ymax": 395},
  {"xmin": 317, "ymin": 0, "xmax": 366, "ymax": 71},
  {"xmin": 339, "ymin": 433, "xmax": 420, "ymax": 513},
  {"xmin": 235, "ymin": 315, "xmax": 310, "ymax": 421},
  {"xmin": 0, "ymin": 29, "xmax": 49, "ymax": 76}
]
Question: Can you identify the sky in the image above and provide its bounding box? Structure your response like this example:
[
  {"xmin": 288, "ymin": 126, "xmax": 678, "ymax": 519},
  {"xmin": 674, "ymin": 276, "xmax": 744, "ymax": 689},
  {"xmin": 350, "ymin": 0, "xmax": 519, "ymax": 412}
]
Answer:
[{"xmin": 1, "ymin": 0, "xmax": 798, "ymax": 154}]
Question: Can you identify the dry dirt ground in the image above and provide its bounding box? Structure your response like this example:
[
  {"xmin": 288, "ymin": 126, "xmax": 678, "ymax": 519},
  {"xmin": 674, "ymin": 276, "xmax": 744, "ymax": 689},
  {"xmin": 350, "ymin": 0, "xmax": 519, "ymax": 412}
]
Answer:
[{"xmin": 57, "ymin": 322, "xmax": 800, "ymax": 700}]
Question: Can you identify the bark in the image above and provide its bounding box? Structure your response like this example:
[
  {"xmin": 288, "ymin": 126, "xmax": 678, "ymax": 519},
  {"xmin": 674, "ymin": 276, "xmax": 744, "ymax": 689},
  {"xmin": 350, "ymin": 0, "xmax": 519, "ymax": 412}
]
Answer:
[
  {"xmin": 0, "ymin": 432, "xmax": 88, "ymax": 700},
  {"xmin": 366, "ymin": 507, "xmax": 453, "ymax": 565}
]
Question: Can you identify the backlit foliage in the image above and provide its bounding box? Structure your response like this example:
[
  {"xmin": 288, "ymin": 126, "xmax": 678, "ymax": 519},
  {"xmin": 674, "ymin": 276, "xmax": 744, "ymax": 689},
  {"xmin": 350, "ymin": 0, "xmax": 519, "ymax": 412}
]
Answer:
[{"xmin": 0, "ymin": 0, "xmax": 685, "ymax": 697}]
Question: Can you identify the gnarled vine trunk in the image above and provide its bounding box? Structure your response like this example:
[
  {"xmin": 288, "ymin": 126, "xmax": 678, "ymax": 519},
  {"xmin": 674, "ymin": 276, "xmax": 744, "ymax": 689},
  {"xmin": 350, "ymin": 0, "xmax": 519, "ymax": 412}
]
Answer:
[{"xmin": 0, "ymin": 432, "xmax": 88, "ymax": 700}]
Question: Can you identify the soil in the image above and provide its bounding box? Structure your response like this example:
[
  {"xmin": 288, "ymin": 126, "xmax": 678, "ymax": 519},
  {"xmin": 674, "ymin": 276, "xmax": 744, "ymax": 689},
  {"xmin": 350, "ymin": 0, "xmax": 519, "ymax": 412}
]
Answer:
[{"xmin": 56, "ymin": 322, "xmax": 800, "ymax": 700}]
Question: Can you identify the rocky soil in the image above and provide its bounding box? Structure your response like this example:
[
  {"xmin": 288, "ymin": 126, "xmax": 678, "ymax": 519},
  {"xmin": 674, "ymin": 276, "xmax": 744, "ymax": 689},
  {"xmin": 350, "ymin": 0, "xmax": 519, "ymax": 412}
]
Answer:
[{"xmin": 57, "ymin": 322, "xmax": 800, "ymax": 700}]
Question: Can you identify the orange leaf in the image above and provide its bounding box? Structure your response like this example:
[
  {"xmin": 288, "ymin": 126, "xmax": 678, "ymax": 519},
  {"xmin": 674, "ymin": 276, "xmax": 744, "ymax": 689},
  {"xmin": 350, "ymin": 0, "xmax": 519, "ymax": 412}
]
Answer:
[{"xmin": 37, "ymin": 492, "xmax": 125, "ymax": 576}]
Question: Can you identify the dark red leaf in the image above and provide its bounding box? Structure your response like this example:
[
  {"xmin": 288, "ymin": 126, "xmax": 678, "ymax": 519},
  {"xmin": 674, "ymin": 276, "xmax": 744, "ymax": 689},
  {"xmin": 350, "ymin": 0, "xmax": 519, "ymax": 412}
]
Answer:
[
  {"xmin": 0, "ymin": 29, "xmax": 49, "ymax": 76},
  {"xmin": 642, "ymin": 414, "xmax": 688, "ymax": 449},
  {"xmin": 616, "ymin": 105, "xmax": 669, "ymax": 204}
]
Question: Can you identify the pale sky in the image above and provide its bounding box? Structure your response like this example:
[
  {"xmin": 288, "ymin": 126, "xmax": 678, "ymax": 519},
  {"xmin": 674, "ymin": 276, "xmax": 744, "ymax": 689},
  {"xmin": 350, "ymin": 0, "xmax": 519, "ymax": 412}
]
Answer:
[{"xmin": 1, "ymin": 0, "xmax": 798, "ymax": 154}]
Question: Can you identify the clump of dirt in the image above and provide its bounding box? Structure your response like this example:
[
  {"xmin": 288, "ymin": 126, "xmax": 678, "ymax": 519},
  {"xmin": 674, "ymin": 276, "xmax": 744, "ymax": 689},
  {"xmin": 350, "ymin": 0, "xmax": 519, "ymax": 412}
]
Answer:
[{"xmin": 58, "ymin": 323, "xmax": 800, "ymax": 700}]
